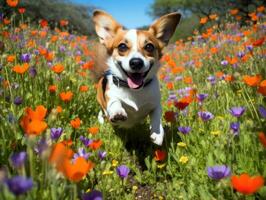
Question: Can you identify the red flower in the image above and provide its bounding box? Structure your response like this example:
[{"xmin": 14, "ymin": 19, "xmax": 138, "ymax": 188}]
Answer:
[
  {"xmin": 253, "ymin": 37, "xmax": 265, "ymax": 47},
  {"xmin": 258, "ymin": 132, "xmax": 266, "ymax": 148},
  {"xmin": 88, "ymin": 139, "xmax": 103, "ymax": 150},
  {"xmin": 40, "ymin": 19, "xmax": 48, "ymax": 28},
  {"xmin": 164, "ymin": 111, "xmax": 176, "ymax": 123},
  {"xmin": 154, "ymin": 150, "xmax": 167, "ymax": 161},
  {"xmin": 231, "ymin": 174, "xmax": 264, "ymax": 195},
  {"xmin": 18, "ymin": 7, "xmax": 25, "ymax": 14}
]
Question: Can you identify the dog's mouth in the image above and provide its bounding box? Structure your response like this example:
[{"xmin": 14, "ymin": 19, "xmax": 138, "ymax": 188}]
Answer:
[{"xmin": 118, "ymin": 62, "xmax": 152, "ymax": 89}]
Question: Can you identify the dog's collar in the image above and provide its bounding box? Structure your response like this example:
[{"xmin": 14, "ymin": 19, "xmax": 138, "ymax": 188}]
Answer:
[{"xmin": 103, "ymin": 70, "xmax": 153, "ymax": 88}]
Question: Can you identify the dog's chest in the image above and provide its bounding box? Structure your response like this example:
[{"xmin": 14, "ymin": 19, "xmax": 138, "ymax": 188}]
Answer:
[{"xmin": 108, "ymin": 78, "xmax": 160, "ymax": 127}]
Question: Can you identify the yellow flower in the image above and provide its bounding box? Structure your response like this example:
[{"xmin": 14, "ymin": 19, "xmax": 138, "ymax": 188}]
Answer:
[
  {"xmin": 179, "ymin": 156, "xmax": 189, "ymax": 164},
  {"xmin": 132, "ymin": 185, "xmax": 138, "ymax": 191},
  {"xmin": 211, "ymin": 130, "xmax": 221, "ymax": 136},
  {"xmin": 102, "ymin": 170, "xmax": 113, "ymax": 175},
  {"xmin": 112, "ymin": 159, "xmax": 118, "ymax": 167},
  {"xmin": 157, "ymin": 163, "xmax": 166, "ymax": 169},
  {"xmin": 86, "ymin": 188, "xmax": 91, "ymax": 193},
  {"xmin": 177, "ymin": 142, "xmax": 186, "ymax": 147}
]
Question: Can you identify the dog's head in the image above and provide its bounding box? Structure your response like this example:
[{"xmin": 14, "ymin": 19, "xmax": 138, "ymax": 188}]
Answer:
[{"xmin": 92, "ymin": 10, "xmax": 181, "ymax": 89}]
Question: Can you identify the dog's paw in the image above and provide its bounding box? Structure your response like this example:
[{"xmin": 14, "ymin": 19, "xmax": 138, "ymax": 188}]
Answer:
[
  {"xmin": 150, "ymin": 132, "xmax": 164, "ymax": 146},
  {"xmin": 109, "ymin": 108, "xmax": 128, "ymax": 123}
]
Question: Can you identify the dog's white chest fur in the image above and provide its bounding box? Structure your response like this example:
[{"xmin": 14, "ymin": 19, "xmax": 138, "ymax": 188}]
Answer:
[{"xmin": 106, "ymin": 75, "xmax": 160, "ymax": 128}]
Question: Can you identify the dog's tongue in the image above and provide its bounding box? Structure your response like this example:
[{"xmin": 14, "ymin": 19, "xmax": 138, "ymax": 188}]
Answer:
[{"xmin": 127, "ymin": 73, "xmax": 144, "ymax": 89}]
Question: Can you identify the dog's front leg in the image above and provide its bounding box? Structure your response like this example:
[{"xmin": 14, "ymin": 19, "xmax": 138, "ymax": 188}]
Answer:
[
  {"xmin": 150, "ymin": 106, "xmax": 164, "ymax": 145},
  {"xmin": 107, "ymin": 99, "xmax": 128, "ymax": 123}
]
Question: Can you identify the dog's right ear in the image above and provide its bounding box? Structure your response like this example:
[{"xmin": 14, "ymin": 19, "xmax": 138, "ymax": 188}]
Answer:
[{"xmin": 92, "ymin": 10, "xmax": 122, "ymax": 46}]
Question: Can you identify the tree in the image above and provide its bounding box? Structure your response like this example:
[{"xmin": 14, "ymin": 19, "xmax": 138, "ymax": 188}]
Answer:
[{"xmin": 149, "ymin": 0, "xmax": 265, "ymax": 23}]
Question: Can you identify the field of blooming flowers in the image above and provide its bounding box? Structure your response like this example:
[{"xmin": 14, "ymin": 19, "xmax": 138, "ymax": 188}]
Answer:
[{"xmin": 1, "ymin": 1, "xmax": 266, "ymax": 200}]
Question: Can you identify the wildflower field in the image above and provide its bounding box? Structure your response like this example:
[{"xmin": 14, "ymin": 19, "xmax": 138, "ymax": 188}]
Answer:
[{"xmin": 0, "ymin": 1, "xmax": 266, "ymax": 200}]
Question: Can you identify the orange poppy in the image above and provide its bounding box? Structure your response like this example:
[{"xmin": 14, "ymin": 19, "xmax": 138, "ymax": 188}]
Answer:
[
  {"xmin": 225, "ymin": 75, "xmax": 234, "ymax": 82},
  {"xmin": 200, "ymin": 17, "xmax": 208, "ymax": 24},
  {"xmin": 231, "ymin": 174, "xmax": 264, "ymax": 195},
  {"xmin": 164, "ymin": 111, "xmax": 176, "ymax": 123},
  {"xmin": 45, "ymin": 52, "xmax": 54, "ymax": 61},
  {"xmin": 70, "ymin": 118, "xmax": 81, "ymax": 129},
  {"xmin": 20, "ymin": 105, "xmax": 48, "ymax": 136},
  {"xmin": 6, "ymin": 0, "xmax": 18, "ymax": 7},
  {"xmin": 88, "ymin": 126, "xmax": 99, "ymax": 135},
  {"xmin": 171, "ymin": 66, "xmax": 185, "ymax": 74},
  {"xmin": 230, "ymin": 9, "xmax": 239, "ymax": 15},
  {"xmin": 88, "ymin": 139, "xmax": 103, "ymax": 150},
  {"xmin": 209, "ymin": 14, "xmax": 217, "ymax": 20},
  {"xmin": 56, "ymin": 106, "xmax": 63, "ymax": 113},
  {"xmin": 48, "ymin": 85, "xmax": 57, "ymax": 93},
  {"xmin": 257, "ymin": 80, "xmax": 266, "ymax": 96},
  {"xmin": 210, "ymin": 47, "xmax": 218, "ymax": 54},
  {"xmin": 243, "ymin": 75, "xmax": 262, "ymax": 87},
  {"xmin": 79, "ymin": 85, "xmax": 89, "ymax": 92},
  {"xmin": 81, "ymin": 61, "xmax": 94, "ymax": 70},
  {"xmin": 166, "ymin": 82, "xmax": 174, "ymax": 90},
  {"xmin": 51, "ymin": 63, "xmax": 64, "ymax": 74},
  {"xmin": 64, "ymin": 157, "xmax": 94, "ymax": 182},
  {"xmin": 12, "ymin": 63, "xmax": 29, "ymax": 74},
  {"xmin": 257, "ymin": 6, "xmax": 265, "ymax": 12},
  {"xmin": 60, "ymin": 91, "xmax": 73, "ymax": 102},
  {"xmin": 7, "ymin": 55, "xmax": 16, "ymax": 63},
  {"xmin": 60, "ymin": 20, "xmax": 69, "ymax": 27},
  {"xmin": 183, "ymin": 76, "xmax": 193, "ymax": 84},
  {"xmin": 258, "ymin": 132, "xmax": 266, "ymax": 148},
  {"xmin": 154, "ymin": 149, "xmax": 167, "ymax": 161}
]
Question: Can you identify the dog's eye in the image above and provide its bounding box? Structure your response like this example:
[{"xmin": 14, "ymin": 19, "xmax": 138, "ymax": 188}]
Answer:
[
  {"xmin": 144, "ymin": 43, "xmax": 155, "ymax": 53},
  {"xmin": 118, "ymin": 43, "xmax": 128, "ymax": 52}
]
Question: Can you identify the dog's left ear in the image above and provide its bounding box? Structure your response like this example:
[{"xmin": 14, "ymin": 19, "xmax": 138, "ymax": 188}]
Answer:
[{"xmin": 149, "ymin": 12, "xmax": 181, "ymax": 47}]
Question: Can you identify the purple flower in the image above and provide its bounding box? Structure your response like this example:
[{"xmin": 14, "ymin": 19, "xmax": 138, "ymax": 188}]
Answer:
[
  {"xmin": 73, "ymin": 148, "xmax": 90, "ymax": 161},
  {"xmin": 178, "ymin": 126, "xmax": 191, "ymax": 134},
  {"xmin": 98, "ymin": 151, "xmax": 107, "ymax": 160},
  {"xmin": 258, "ymin": 105, "xmax": 266, "ymax": 118},
  {"xmin": 246, "ymin": 45, "xmax": 253, "ymax": 51},
  {"xmin": 34, "ymin": 138, "xmax": 48, "ymax": 155},
  {"xmin": 230, "ymin": 122, "xmax": 240, "ymax": 136},
  {"xmin": 82, "ymin": 190, "xmax": 103, "ymax": 200},
  {"xmin": 14, "ymin": 96, "xmax": 23, "ymax": 105},
  {"xmin": 207, "ymin": 76, "xmax": 216, "ymax": 85},
  {"xmin": 197, "ymin": 93, "xmax": 208, "ymax": 102},
  {"xmin": 50, "ymin": 127, "xmax": 63, "ymax": 140},
  {"xmin": 80, "ymin": 136, "xmax": 92, "ymax": 146},
  {"xmin": 237, "ymin": 51, "xmax": 245, "ymax": 58},
  {"xmin": 20, "ymin": 53, "xmax": 31, "ymax": 63},
  {"xmin": 198, "ymin": 111, "xmax": 214, "ymax": 121},
  {"xmin": 207, "ymin": 165, "xmax": 231, "ymax": 180},
  {"xmin": 229, "ymin": 107, "xmax": 246, "ymax": 118},
  {"xmin": 116, "ymin": 165, "xmax": 130, "ymax": 179},
  {"xmin": 10, "ymin": 152, "xmax": 27, "ymax": 168},
  {"xmin": 221, "ymin": 60, "xmax": 228, "ymax": 66},
  {"xmin": 29, "ymin": 67, "xmax": 37, "ymax": 77},
  {"xmin": 5, "ymin": 176, "xmax": 33, "ymax": 196}
]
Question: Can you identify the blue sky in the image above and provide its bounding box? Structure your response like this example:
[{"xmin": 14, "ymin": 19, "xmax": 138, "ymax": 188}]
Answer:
[{"xmin": 71, "ymin": 0, "xmax": 154, "ymax": 28}]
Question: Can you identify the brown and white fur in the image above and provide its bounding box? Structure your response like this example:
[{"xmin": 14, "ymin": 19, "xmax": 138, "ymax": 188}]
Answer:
[{"xmin": 92, "ymin": 10, "xmax": 181, "ymax": 145}]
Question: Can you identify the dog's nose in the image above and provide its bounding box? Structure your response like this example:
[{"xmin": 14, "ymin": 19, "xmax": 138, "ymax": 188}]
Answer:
[{"xmin": 129, "ymin": 58, "xmax": 144, "ymax": 71}]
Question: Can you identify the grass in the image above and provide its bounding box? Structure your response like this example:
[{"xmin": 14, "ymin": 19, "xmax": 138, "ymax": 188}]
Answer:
[{"xmin": 0, "ymin": 6, "xmax": 266, "ymax": 200}]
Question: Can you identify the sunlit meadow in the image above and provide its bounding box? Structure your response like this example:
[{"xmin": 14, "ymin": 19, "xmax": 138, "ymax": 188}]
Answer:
[{"xmin": 0, "ymin": 1, "xmax": 266, "ymax": 200}]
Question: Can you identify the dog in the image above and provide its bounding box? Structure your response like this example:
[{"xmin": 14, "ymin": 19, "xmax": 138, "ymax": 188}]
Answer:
[{"xmin": 91, "ymin": 10, "xmax": 181, "ymax": 145}]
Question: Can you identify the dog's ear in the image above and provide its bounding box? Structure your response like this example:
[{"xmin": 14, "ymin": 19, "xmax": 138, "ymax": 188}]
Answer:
[
  {"xmin": 148, "ymin": 12, "xmax": 181, "ymax": 47},
  {"xmin": 92, "ymin": 10, "xmax": 122, "ymax": 46}
]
